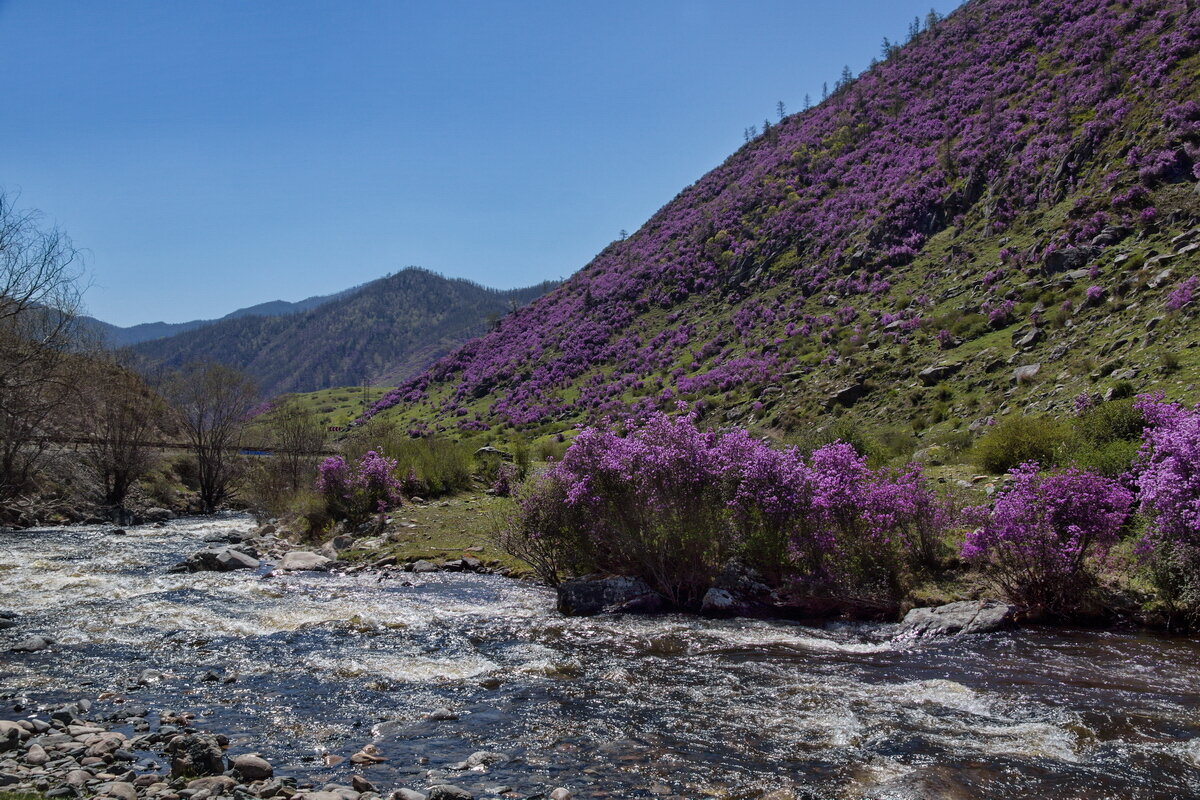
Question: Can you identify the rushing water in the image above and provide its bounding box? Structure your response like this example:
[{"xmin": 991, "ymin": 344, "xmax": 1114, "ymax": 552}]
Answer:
[{"xmin": 2, "ymin": 517, "xmax": 1199, "ymax": 800}]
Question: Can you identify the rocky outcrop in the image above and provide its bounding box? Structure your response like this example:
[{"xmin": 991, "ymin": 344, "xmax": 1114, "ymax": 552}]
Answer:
[
  {"xmin": 1042, "ymin": 245, "xmax": 1098, "ymax": 275},
  {"xmin": 556, "ymin": 575, "xmax": 665, "ymax": 616},
  {"xmin": 898, "ymin": 599, "xmax": 1016, "ymax": 638}
]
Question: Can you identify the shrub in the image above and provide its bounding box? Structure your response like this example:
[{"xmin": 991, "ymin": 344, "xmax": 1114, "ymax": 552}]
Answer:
[
  {"xmin": 316, "ymin": 451, "xmax": 404, "ymax": 524},
  {"xmin": 1064, "ymin": 397, "xmax": 1145, "ymax": 476},
  {"xmin": 1131, "ymin": 396, "xmax": 1200, "ymax": 627},
  {"xmin": 502, "ymin": 411, "xmax": 958, "ymax": 606},
  {"xmin": 962, "ymin": 463, "xmax": 1132, "ymax": 615},
  {"xmin": 972, "ymin": 415, "xmax": 1070, "ymax": 474},
  {"xmin": 491, "ymin": 473, "xmax": 590, "ymax": 586},
  {"xmin": 343, "ymin": 418, "xmax": 473, "ymax": 496}
]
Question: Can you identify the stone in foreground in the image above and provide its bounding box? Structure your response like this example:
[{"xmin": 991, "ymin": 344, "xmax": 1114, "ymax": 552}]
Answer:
[{"xmin": 899, "ymin": 600, "xmax": 1016, "ymax": 638}]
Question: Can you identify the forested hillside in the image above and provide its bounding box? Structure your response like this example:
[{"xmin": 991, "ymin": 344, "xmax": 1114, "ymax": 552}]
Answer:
[{"xmin": 131, "ymin": 268, "xmax": 557, "ymax": 396}]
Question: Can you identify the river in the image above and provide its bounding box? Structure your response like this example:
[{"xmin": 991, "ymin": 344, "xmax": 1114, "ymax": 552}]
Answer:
[{"xmin": 2, "ymin": 516, "xmax": 1198, "ymax": 799}]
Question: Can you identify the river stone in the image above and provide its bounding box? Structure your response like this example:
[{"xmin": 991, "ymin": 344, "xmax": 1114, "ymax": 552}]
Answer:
[
  {"xmin": 231, "ymin": 753, "xmax": 273, "ymax": 781},
  {"xmin": 187, "ymin": 776, "xmax": 237, "ymax": 793},
  {"xmin": 103, "ymin": 782, "xmax": 139, "ymax": 800},
  {"xmin": 556, "ymin": 575, "xmax": 665, "ymax": 616},
  {"xmin": 426, "ymin": 786, "xmax": 472, "ymax": 800},
  {"xmin": 279, "ymin": 551, "xmax": 332, "ymax": 572},
  {"xmin": 449, "ymin": 751, "xmax": 507, "ymax": 770},
  {"xmin": 171, "ymin": 547, "xmax": 258, "ymax": 573},
  {"xmin": 23, "ymin": 743, "xmax": 49, "ymax": 765},
  {"xmin": 899, "ymin": 600, "xmax": 1016, "ymax": 638},
  {"xmin": 549, "ymin": 789, "xmax": 572, "ymax": 800},
  {"xmin": 410, "ymin": 560, "xmax": 439, "ymax": 574},
  {"xmin": 10, "ymin": 634, "xmax": 53, "ymax": 652},
  {"xmin": 0, "ymin": 721, "xmax": 27, "ymax": 750},
  {"xmin": 142, "ymin": 507, "xmax": 174, "ymax": 523},
  {"xmin": 350, "ymin": 776, "xmax": 376, "ymax": 793},
  {"xmin": 389, "ymin": 791, "xmax": 427, "ymax": 800},
  {"xmin": 215, "ymin": 548, "xmax": 260, "ymax": 571},
  {"xmin": 166, "ymin": 734, "xmax": 225, "ymax": 777},
  {"xmin": 65, "ymin": 770, "xmax": 92, "ymax": 787}
]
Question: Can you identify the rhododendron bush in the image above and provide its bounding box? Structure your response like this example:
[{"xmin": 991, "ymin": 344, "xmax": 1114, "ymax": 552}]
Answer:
[
  {"xmin": 1132, "ymin": 395, "xmax": 1200, "ymax": 622},
  {"xmin": 316, "ymin": 450, "xmax": 404, "ymax": 524},
  {"xmin": 503, "ymin": 410, "xmax": 957, "ymax": 606},
  {"xmin": 962, "ymin": 464, "xmax": 1132, "ymax": 614}
]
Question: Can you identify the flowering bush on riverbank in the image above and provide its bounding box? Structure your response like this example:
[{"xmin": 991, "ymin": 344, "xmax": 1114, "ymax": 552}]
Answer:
[
  {"xmin": 962, "ymin": 464, "xmax": 1132, "ymax": 615},
  {"xmin": 503, "ymin": 410, "xmax": 956, "ymax": 606},
  {"xmin": 316, "ymin": 450, "xmax": 404, "ymax": 524},
  {"xmin": 1132, "ymin": 395, "xmax": 1200, "ymax": 623}
]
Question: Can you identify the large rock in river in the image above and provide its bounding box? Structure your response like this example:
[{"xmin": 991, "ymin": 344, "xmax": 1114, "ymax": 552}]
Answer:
[
  {"xmin": 170, "ymin": 547, "xmax": 259, "ymax": 573},
  {"xmin": 279, "ymin": 550, "xmax": 332, "ymax": 571},
  {"xmin": 556, "ymin": 575, "xmax": 665, "ymax": 616},
  {"xmin": 898, "ymin": 599, "xmax": 1016, "ymax": 638}
]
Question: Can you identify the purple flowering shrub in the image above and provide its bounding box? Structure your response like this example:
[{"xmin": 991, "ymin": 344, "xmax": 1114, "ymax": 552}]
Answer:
[
  {"xmin": 503, "ymin": 411, "xmax": 957, "ymax": 606},
  {"xmin": 962, "ymin": 463, "xmax": 1132, "ymax": 614},
  {"xmin": 316, "ymin": 450, "xmax": 404, "ymax": 524},
  {"xmin": 1166, "ymin": 276, "xmax": 1198, "ymax": 312},
  {"xmin": 1131, "ymin": 396, "xmax": 1200, "ymax": 623}
]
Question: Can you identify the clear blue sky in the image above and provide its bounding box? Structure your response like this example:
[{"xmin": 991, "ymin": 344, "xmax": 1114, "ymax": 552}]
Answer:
[{"xmin": 0, "ymin": 0, "xmax": 960, "ymax": 326}]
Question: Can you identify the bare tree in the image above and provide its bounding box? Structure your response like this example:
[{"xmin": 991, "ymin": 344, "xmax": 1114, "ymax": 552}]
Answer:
[
  {"xmin": 81, "ymin": 356, "xmax": 165, "ymax": 511},
  {"xmin": 167, "ymin": 362, "xmax": 258, "ymax": 513},
  {"xmin": 265, "ymin": 397, "xmax": 325, "ymax": 492},
  {"xmin": 0, "ymin": 191, "xmax": 86, "ymax": 502}
]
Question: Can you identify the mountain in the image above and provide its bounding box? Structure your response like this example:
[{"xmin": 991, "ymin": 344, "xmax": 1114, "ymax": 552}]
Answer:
[
  {"xmin": 82, "ymin": 289, "xmax": 352, "ymax": 347},
  {"xmin": 367, "ymin": 0, "xmax": 1200, "ymax": 437},
  {"xmin": 131, "ymin": 268, "xmax": 558, "ymax": 396}
]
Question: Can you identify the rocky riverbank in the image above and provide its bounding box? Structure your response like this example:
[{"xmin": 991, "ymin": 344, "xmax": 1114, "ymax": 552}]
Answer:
[{"xmin": 0, "ymin": 701, "xmax": 573, "ymax": 800}]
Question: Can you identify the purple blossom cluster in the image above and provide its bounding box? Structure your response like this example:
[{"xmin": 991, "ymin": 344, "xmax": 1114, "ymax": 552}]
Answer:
[
  {"xmin": 316, "ymin": 450, "xmax": 405, "ymax": 523},
  {"xmin": 515, "ymin": 410, "xmax": 954, "ymax": 603},
  {"xmin": 962, "ymin": 463, "xmax": 1133, "ymax": 613},
  {"xmin": 365, "ymin": 0, "xmax": 1198, "ymax": 427},
  {"xmin": 1133, "ymin": 395, "xmax": 1200, "ymax": 547},
  {"xmin": 1165, "ymin": 276, "xmax": 1198, "ymax": 312}
]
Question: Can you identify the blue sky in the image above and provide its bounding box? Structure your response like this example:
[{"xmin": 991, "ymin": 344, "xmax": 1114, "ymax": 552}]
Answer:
[{"xmin": 0, "ymin": 1, "xmax": 960, "ymax": 326}]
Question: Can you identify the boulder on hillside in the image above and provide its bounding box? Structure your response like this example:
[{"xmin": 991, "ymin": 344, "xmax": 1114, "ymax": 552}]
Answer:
[
  {"xmin": 917, "ymin": 363, "xmax": 961, "ymax": 386},
  {"xmin": 1042, "ymin": 245, "xmax": 1098, "ymax": 275},
  {"xmin": 557, "ymin": 575, "xmax": 665, "ymax": 616},
  {"xmin": 898, "ymin": 600, "xmax": 1016, "ymax": 638}
]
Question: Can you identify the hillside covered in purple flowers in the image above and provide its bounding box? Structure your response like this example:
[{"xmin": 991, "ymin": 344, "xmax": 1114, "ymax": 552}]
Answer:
[{"xmin": 367, "ymin": 0, "xmax": 1199, "ymax": 438}]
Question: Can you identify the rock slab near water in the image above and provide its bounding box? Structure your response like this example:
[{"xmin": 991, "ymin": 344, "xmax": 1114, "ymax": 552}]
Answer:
[
  {"xmin": 899, "ymin": 599, "xmax": 1016, "ymax": 638},
  {"xmin": 556, "ymin": 575, "xmax": 665, "ymax": 616},
  {"xmin": 279, "ymin": 551, "xmax": 333, "ymax": 572}
]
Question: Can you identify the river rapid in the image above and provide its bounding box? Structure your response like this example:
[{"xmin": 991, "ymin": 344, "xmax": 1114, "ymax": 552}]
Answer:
[{"xmin": 2, "ymin": 516, "xmax": 1199, "ymax": 800}]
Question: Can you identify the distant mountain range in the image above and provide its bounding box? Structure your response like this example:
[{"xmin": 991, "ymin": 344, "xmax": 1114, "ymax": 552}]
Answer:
[
  {"xmin": 123, "ymin": 268, "xmax": 557, "ymax": 396},
  {"xmin": 82, "ymin": 288, "xmax": 356, "ymax": 348}
]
